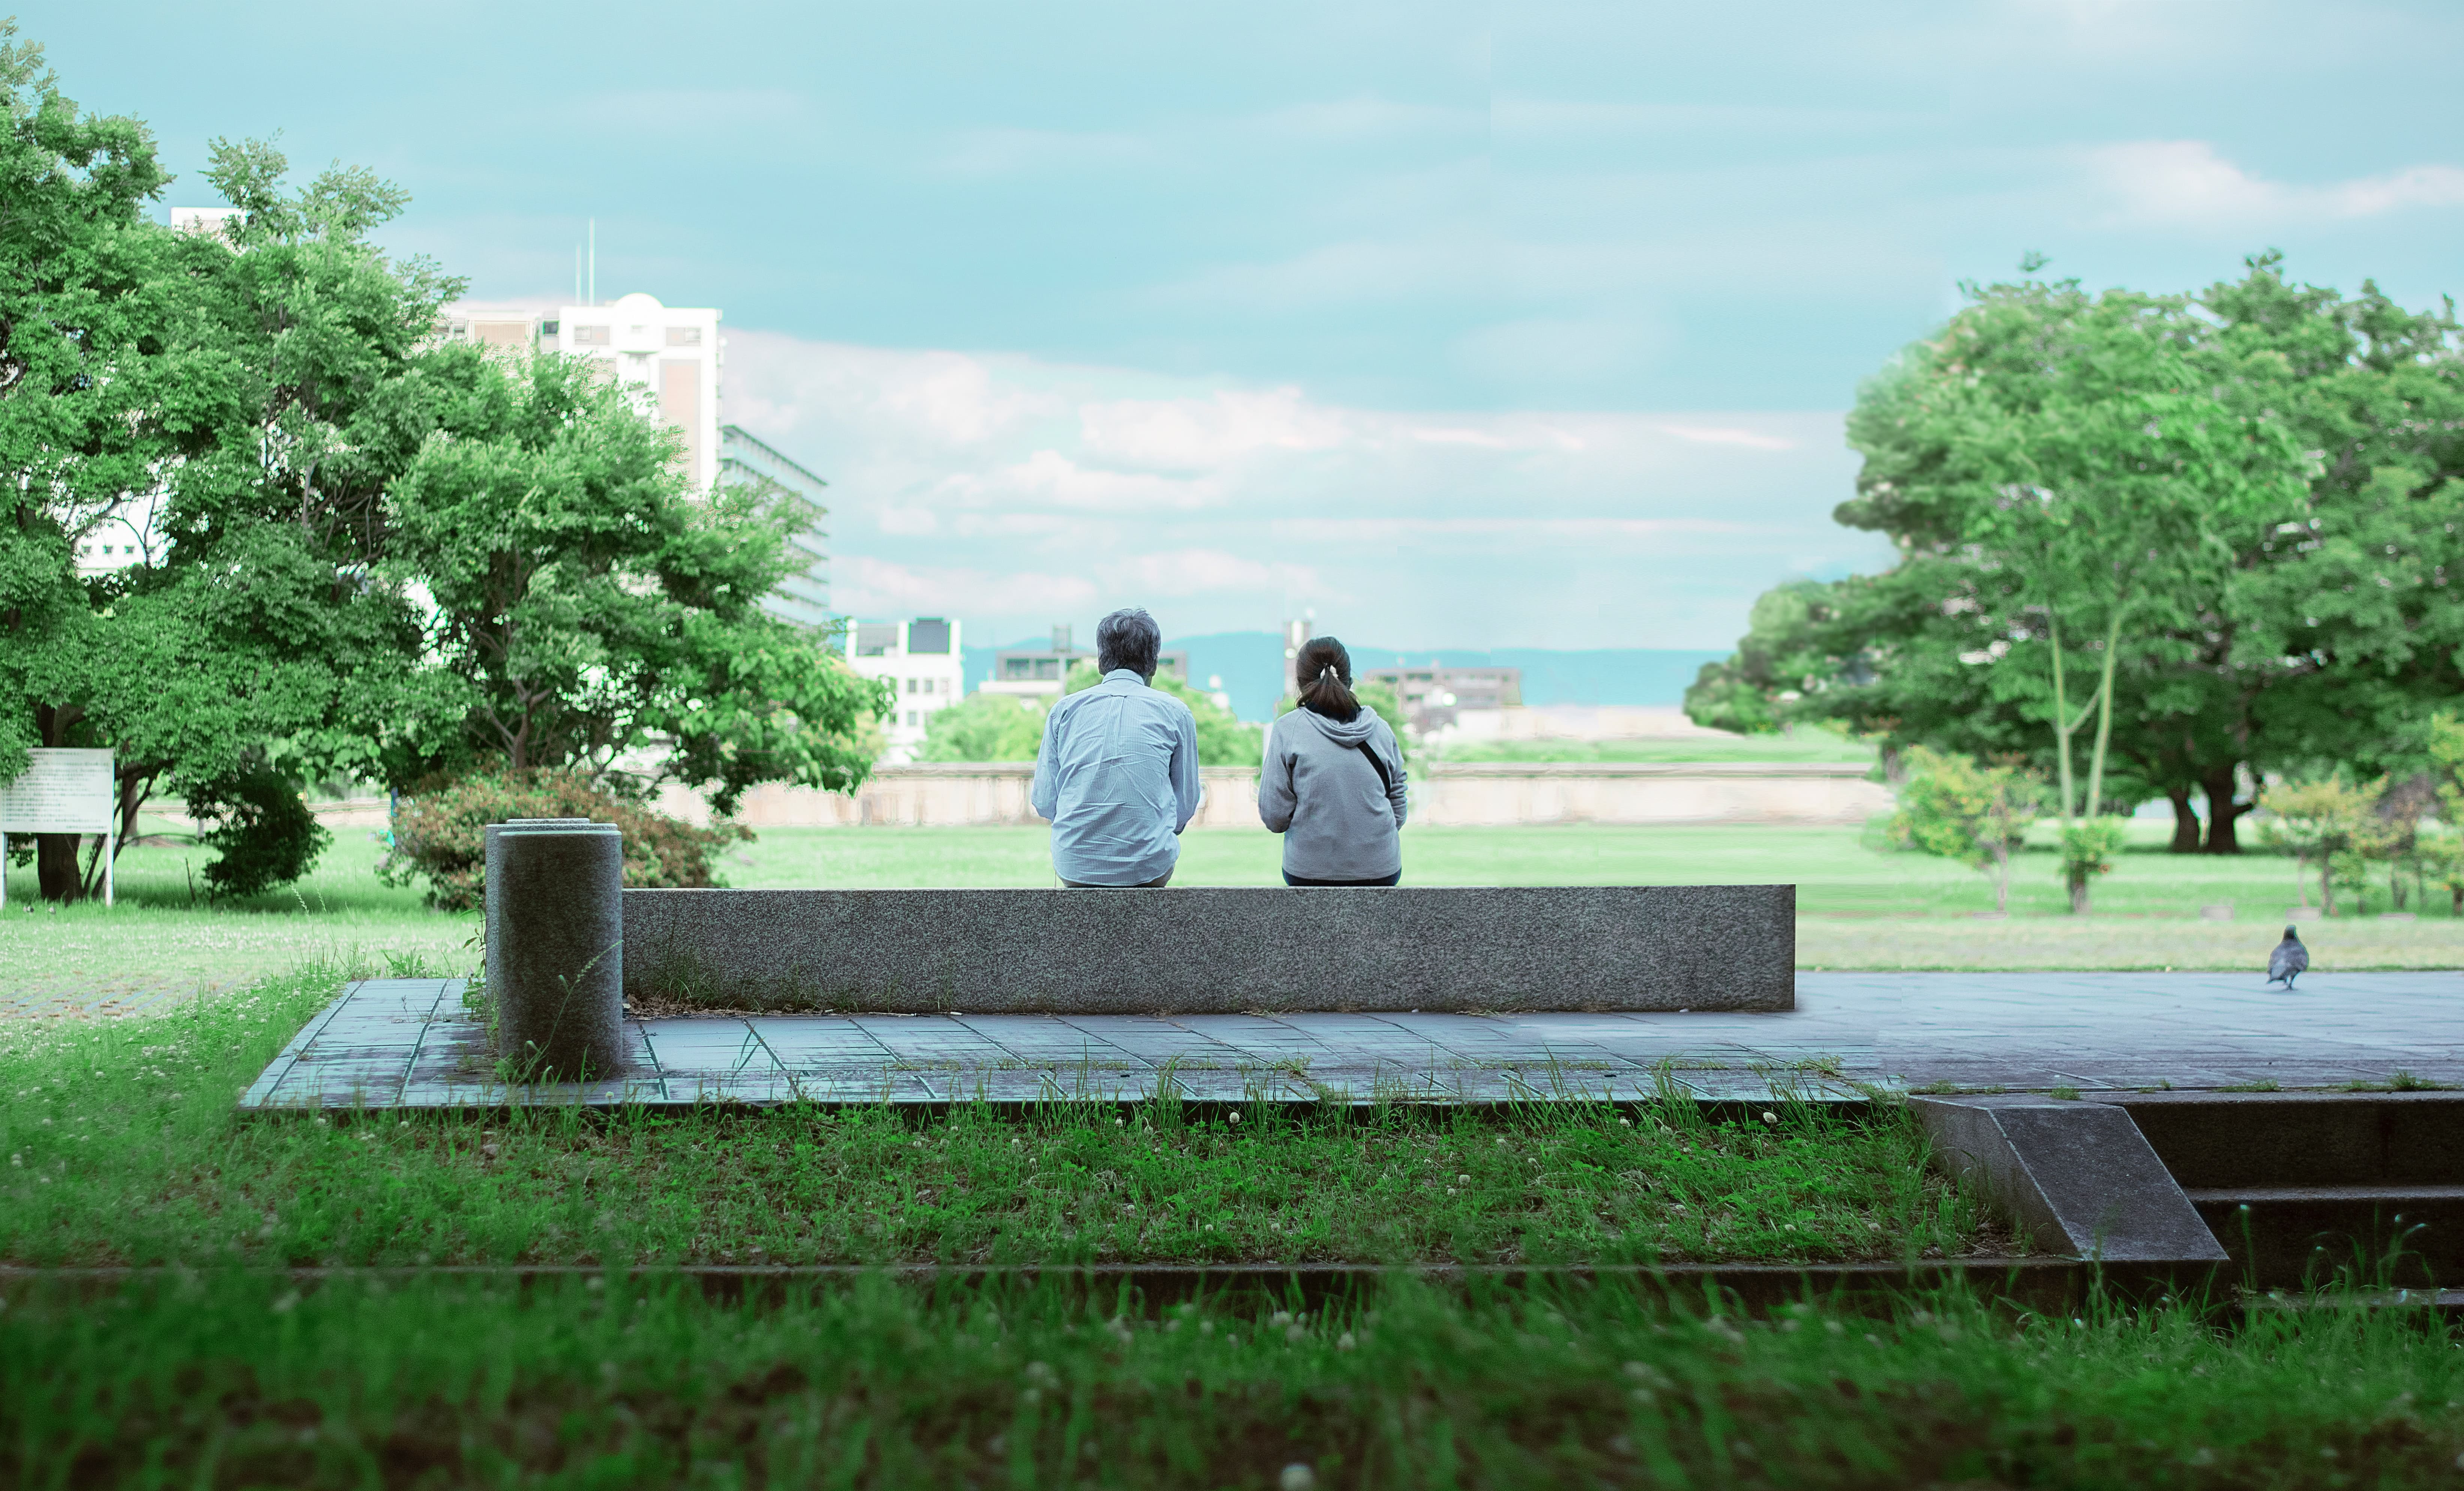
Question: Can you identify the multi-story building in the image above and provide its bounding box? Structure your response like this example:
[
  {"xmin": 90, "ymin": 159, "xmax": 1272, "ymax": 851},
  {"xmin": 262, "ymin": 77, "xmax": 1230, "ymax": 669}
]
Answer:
[
  {"xmin": 1361, "ymin": 663, "xmax": 1523, "ymax": 734},
  {"xmin": 982, "ymin": 625, "xmax": 1189, "ymax": 700},
  {"xmin": 847, "ymin": 618, "xmax": 965, "ymax": 760},
  {"xmin": 719, "ymin": 424, "xmax": 831, "ymax": 629}
]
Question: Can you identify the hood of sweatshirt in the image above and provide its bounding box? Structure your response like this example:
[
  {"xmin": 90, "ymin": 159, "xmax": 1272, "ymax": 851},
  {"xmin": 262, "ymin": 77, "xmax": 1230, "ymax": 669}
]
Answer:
[{"xmin": 1295, "ymin": 706, "xmax": 1381, "ymax": 747}]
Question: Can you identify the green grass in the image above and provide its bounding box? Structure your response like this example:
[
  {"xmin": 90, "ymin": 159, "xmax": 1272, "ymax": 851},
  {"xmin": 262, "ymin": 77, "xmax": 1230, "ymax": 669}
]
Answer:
[
  {"xmin": 1434, "ymin": 726, "xmax": 1875, "ymax": 765},
  {"xmin": 10, "ymin": 825, "xmax": 2459, "ymax": 1013},
  {"xmin": 4, "ymin": 1272, "xmax": 2458, "ymax": 1489},
  {"xmin": 0, "ymin": 964, "xmax": 1986, "ymax": 1269}
]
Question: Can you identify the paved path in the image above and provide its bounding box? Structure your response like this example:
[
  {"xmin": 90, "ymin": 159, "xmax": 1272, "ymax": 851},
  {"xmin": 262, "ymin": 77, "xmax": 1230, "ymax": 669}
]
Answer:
[{"xmin": 238, "ymin": 972, "xmax": 2463, "ymax": 1111}]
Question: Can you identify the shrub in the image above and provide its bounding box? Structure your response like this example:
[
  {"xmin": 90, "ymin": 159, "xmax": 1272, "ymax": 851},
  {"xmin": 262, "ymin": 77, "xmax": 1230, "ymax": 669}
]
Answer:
[
  {"xmin": 186, "ymin": 765, "xmax": 333, "ymax": 900},
  {"xmin": 380, "ymin": 770, "xmax": 751, "ymax": 912},
  {"xmin": 2056, "ymin": 819, "xmax": 2126, "ymax": 915},
  {"xmin": 2258, "ymin": 776, "xmax": 2382, "ymax": 915},
  {"xmin": 1887, "ymin": 746, "xmax": 2046, "ymax": 914}
]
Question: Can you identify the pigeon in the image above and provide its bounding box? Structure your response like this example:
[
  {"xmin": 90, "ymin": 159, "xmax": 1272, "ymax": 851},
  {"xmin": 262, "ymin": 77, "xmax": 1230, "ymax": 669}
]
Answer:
[{"xmin": 2267, "ymin": 925, "xmax": 2309, "ymax": 989}]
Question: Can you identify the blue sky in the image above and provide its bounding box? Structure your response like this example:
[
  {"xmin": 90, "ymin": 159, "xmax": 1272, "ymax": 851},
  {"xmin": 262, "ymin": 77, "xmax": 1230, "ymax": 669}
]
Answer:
[{"xmin": 33, "ymin": 0, "xmax": 2464, "ymax": 648}]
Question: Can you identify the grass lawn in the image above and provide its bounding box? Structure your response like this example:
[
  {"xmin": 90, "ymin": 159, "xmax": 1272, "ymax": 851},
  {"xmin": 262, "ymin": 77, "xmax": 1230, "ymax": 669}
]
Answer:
[
  {"xmin": 8, "ymin": 824, "xmax": 2458, "ymax": 1013},
  {"xmin": 0, "ymin": 965, "xmax": 1987, "ymax": 1269},
  {"xmin": 5, "ymin": 1272, "xmax": 2459, "ymax": 1488}
]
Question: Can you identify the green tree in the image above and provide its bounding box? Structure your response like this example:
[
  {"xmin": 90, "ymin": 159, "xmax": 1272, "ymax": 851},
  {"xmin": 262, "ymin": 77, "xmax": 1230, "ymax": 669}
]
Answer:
[
  {"xmin": 0, "ymin": 30, "xmax": 438, "ymax": 900},
  {"xmin": 1695, "ymin": 256, "xmax": 2464, "ymax": 860},
  {"xmin": 1065, "ymin": 663, "xmax": 1264, "ymax": 766},
  {"xmin": 377, "ymin": 352, "xmax": 888, "ymax": 813},
  {"xmin": 1888, "ymin": 747, "xmax": 2047, "ymax": 915},
  {"xmin": 918, "ymin": 691, "xmax": 1048, "ymax": 763}
]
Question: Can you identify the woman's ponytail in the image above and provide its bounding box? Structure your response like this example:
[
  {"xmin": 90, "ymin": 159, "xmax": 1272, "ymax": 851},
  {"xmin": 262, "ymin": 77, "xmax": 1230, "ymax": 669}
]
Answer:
[{"xmin": 1296, "ymin": 637, "xmax": 1361, "ymax": 722}]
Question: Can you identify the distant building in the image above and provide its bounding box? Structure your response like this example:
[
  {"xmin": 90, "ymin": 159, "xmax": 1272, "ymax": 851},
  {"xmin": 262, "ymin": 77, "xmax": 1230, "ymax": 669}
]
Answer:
[
  {"xmin": 719, "ymin": 424, "xmax": 831, "ymax": 629},
  {"xmin": 1362, "ymin": 663, "xmax": 1523, "ymax": 733},
  {"xmin": 169, "ymin": 205, "xmax": 242, "ymax": 241},
  {"xmin": 847, "ymin": 618, "xmax": 966, "ymax": 760},
  {"xmin": 982, "ymin": 625, "xmax": 1189, "ymax": 700},
  {"xmin": 440, "ymin": 293, "xmax": 721, "ymax": 494}
]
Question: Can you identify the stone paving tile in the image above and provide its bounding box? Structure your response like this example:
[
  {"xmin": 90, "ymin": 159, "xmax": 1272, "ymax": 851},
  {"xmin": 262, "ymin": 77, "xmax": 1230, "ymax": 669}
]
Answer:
[{"xmin": 236, "ymin": 971, "xmax": 2464, "ymax": 1112}]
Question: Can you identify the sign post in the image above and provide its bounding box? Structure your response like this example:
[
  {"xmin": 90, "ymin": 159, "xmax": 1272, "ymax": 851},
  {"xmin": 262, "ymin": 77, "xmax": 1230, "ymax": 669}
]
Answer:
[{"xmin": 0, "ymin": 749, "xmax": 119, "ymax": 909}]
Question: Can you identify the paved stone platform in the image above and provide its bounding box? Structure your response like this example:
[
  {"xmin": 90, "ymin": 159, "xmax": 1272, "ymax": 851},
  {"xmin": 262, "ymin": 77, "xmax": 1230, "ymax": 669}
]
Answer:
[{"xmin": 237, "ymin": 971, "xmax": 2463, "ymax": 1111}]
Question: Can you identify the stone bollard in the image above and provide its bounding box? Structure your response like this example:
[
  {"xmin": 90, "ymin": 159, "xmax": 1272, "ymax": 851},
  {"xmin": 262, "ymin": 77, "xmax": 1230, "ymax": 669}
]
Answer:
[
  {"xmin": 487, "ymin": 820, "xmax": 626, "ymax": 1080},
  {"xmin": 482, "ymin": 817, "xmax": 593, "ymax": 1034}
]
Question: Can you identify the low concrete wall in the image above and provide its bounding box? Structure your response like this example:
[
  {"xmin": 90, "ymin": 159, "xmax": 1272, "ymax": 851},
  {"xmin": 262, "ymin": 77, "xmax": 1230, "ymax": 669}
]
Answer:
[
  {"xmin": 682, "ymin": 762, "xmax": 1887, "ymax": 830},
  {"xmin": 621, "ymin": 884, "xmax": 1796, "ymax": 1015}
]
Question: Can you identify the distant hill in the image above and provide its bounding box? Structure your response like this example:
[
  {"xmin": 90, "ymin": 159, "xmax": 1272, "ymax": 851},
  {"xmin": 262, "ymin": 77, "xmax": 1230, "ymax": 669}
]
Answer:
[{"xmin": 964, "ymin": 631, "xmax": 1727, "ymax": 722}]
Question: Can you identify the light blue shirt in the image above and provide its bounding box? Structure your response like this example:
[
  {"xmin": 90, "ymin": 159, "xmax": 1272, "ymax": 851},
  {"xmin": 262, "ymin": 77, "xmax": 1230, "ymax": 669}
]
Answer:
[{"xmin": 1031, "ymin": 669, "xmax": 1203, "ymax": 885}]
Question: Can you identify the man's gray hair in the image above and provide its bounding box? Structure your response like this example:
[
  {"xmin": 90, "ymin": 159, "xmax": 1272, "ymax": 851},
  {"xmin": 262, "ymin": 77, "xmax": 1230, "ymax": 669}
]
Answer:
[{"xmin": 1095, "ymin": 607, "xmax": 1162, "ymax": 681}]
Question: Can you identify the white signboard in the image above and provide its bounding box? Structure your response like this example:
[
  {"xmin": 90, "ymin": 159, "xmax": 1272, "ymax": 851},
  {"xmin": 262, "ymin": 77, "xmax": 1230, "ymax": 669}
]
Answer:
[
  {"xmin": 0, "ymin": 749, "xmax": 118, "ymax": 908},
  {"xmin": 0, "ymin": 749, "xmax": 116, "ymax": 833}
]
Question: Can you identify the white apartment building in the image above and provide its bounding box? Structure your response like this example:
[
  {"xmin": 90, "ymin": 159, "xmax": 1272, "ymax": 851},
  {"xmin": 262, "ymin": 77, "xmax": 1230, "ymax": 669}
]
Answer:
[
  {"xmin": 846, "ymin": 618, "xmax": 965, "ymax": 761},
  {"xmin": 441, "ymin": 293, "xmax": 722, "ymax": 493}
]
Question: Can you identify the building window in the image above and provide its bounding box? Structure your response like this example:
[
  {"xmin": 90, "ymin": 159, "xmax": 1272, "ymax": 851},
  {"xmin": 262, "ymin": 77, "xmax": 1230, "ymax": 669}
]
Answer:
[
  {"xmin": 905, "ymin": 710, "xmax": 918, "ymax": 727},
  {"xmin": 666, "ymin": 326, "xmax": 701, "ymax": 346},
  {"xmin": 572, "ymin": 325, "xmax": 611, "ymax": 345}
]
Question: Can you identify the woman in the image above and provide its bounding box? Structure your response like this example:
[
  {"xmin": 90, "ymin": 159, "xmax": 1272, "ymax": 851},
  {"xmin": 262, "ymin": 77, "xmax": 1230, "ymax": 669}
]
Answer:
[{"xmin": 1258, "ymin": 637, "xmax": 1409, "ymax": 886}]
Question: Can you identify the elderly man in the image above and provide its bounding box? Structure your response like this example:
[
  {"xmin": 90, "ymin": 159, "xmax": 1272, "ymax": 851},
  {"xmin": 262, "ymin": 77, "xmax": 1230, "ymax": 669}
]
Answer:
[{"xmin": 1031, "ymin": 607, "xmax": 1201, "ymax": 887}]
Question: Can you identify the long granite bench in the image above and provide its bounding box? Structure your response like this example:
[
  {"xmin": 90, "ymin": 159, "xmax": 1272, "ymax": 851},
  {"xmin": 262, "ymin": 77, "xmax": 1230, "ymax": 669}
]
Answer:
[{"xmin": 618, "ymin": 885, "xmax": 1794, "ymax": 1016}]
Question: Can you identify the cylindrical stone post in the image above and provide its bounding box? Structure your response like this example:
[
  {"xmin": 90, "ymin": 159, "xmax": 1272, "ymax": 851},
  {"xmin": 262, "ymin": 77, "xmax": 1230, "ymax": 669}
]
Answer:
[
  {"xmin": 483, "ymin": 817, "xmax": 593, "ymax": 1040},
  {"xmin": 490, "ymin": 820, "xmax": 626, "ymax": 1080}
]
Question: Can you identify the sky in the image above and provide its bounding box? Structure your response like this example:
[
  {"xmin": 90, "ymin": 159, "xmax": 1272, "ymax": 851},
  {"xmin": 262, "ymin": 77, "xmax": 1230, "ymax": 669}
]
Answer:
[{"xmin": 31, "ymin": 0, "xmax": 2464, "ymax": 649}]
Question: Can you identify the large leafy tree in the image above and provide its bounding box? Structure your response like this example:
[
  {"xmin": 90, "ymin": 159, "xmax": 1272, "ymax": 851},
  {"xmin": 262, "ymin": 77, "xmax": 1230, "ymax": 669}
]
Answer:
[
  {"xmin": 1690, "ymin": 257, "xmax": 2464, "ymax": 854},
  {"xmin": 0, "ymin": 29, "xmax": 438, "ymax": 900},
  {"xmin": 377, "ymin": 351, "xmax": 888, "ymax": 813}
]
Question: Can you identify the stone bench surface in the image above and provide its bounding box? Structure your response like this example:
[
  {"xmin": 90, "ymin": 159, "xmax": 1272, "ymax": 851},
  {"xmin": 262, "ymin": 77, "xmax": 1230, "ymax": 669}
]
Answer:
[{"xmin": 620, "ymin": 885, "xmax": 1795, "ymax": 1015}]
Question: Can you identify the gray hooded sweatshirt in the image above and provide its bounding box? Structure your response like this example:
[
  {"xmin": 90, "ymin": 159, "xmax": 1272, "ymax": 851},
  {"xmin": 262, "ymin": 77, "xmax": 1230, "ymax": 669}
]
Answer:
[{"xmin": 1258, "ymin": 706, "xmax": 1409, "ymax": 881}]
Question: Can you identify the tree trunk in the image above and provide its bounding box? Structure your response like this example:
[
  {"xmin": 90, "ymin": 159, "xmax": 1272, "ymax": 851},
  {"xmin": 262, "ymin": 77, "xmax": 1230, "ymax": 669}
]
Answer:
[
  {"xmin": 2199, "ymin": 765, "xmax": 2246, "ymax": 854},
  {"xmin": 2166, "ymin": 788, "xmax": 2201, "ymax": 854},
  {"xmin": 2068, "ymin": 872, "xmax": 2092, "ymax": 915},
  {"xmin": 36, "ymin": 833, "xmax": 85, "ymax": 902}
]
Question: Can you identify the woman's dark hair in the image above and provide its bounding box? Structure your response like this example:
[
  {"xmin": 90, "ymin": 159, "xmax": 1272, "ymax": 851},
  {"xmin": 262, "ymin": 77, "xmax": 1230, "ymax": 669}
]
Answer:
[{"xmin": 1296, "ymin": 637, "xmax": 1360, "ymax": 722}]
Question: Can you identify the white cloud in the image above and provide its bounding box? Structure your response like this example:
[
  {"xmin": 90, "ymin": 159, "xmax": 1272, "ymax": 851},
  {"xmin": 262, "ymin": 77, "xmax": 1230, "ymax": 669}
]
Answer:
[
  {"xmin": 1270, "ymin": 517, "xmax": 1771, "ymax": 544},
  {"xmin": 837, "ymin": 555, "xmax": 1099, "ymax": 617},
  {"xmin": 714, "ymin": 327, "xmax": 1888, "ymax": 647},
  {"xmin": 1654, "ymin": 424, "xmax": 1799, "ymax": 452},
  {"xmin": 1080, "ymin": 387, "xmax": 1349, "ymax": 470},
  {"xmin": 876, "ymin": 506, "xmax": 940, "ymax": 536},
  {"xmin": 2087, "ymin": 140, "xmax": 2464, "ymax": 228},
  {"xmin": 978, "ymin": 450, "xmax": 1218, "ymax": 512},
  {"xmin": 1410, "ymin": 425, "xmax": 1586, "ymax": 451},
  {"xmin": 1106, "ymin": 548, "xmax": 1322, "ymax": 597}
]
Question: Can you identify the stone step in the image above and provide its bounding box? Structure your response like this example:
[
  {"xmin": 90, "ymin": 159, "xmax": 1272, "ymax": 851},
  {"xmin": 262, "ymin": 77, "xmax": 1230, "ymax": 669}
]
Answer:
[
  {"xmin": 2188, "ymin": 1188, "xmax": 2463, "ymax": 1291},
  {"xmin": 2102, "ymin": 1093, "xmax": 2464, "ymax": 1190}
]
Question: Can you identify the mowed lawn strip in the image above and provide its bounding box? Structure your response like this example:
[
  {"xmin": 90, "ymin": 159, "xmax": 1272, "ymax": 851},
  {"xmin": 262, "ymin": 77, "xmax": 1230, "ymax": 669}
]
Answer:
[
  {"xmin": 0, "ymin": 963, "xmax": 1989, "ymax": 1269},
  {"xmin": 12, "ymin": 826, "xmax": 2460, "ymax": 1016},
  {"xmin": 4, "ymin": 1273, "xmax": 2460, "ymax": 1490}
]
